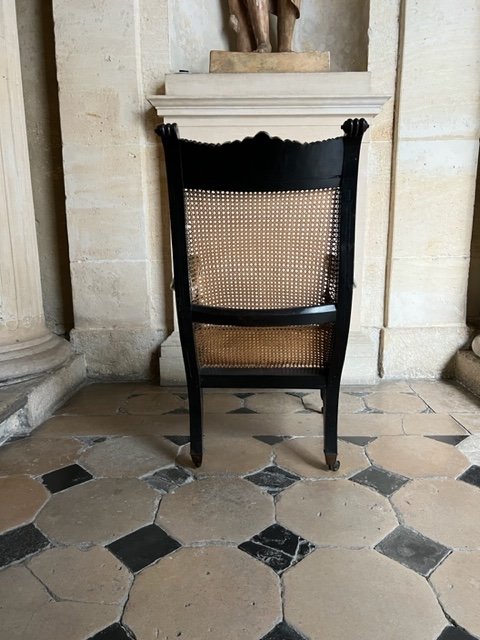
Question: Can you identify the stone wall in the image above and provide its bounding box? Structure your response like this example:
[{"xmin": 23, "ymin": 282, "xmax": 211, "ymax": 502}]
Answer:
[
  {"xmin": 381, "ymin": 0, "xmax": 480, "ymax": 378},
  {"xmin": 18, "ymin": 0, "xmax": 479, "ymax": 381}
]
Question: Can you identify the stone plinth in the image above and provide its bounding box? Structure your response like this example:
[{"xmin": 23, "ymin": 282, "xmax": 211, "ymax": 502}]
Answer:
[
  {"xmin": 149, "ymin": 72, "xmax": 389, "ymax": 384},
  {"xmin": 209, "ymin": 50, "xmax": 330, "ymax": 73}
]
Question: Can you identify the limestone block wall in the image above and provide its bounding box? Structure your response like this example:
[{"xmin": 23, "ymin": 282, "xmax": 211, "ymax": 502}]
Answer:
[
  {"xmin": 170, "ymin": 0, "xmax": 369, "ymax": 73},
  {"xmin": 382, "ymin": 0, "xmax": 480, "ymax": 378},
  {"xmin": 52, "ymin": 0, "xmax": 171, "ymax": 378}
]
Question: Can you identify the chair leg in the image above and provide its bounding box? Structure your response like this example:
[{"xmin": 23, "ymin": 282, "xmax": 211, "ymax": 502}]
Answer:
[
  {"xmin": 187, "ymin": 380, "xmax": 203, "ymax": 467},
  {"xmin": 323, "ymin": 382, "xmax": 340, "ymax": 471}
]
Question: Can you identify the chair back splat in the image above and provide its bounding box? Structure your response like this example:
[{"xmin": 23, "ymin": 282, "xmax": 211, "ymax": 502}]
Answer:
[{"xmin": 157, "ymin": 119, "xmax": 368, "ymax": 470}]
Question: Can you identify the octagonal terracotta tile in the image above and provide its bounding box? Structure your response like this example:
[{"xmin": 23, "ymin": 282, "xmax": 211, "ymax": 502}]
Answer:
[
  {"xmin": 274, "ymin": 437, "xmax": 369, "ymax": 478},
  {"xmin": 284, "ymin": 548, "xmax": 446, "ymax": 640},
  {"xmin": 276, "ymin": 480, "xmax": 397, "ymax": 547},
  {"xmin": 245, "ymin": 393, "xmax": 304, "ymax": 414},
  {"xmin": 79, "ymin": 436, "xmax": 177, "ymax": 477},
  {"xmin": 156, "ymin": 477, "xmax": 274, "ymax": 544},
  {"xmin": 0, "ymin": 564, "xmax": 119, "ymax": 640},
  {"xmin": 0, "ymin": 475, "xmax": 49, "ymax": 533},
  {"xmin": 430, "ymin": 551, "xmax": 480, "ymax": 637},
  {"xmin": 367, "ymin": 436, "xmax": 469, "ymax": 478},
  {"xmin": 0, "ymin": 437, "xmax": 82, "ymax": 476},
  {"xmin": 402, "ymin": 414, "xmax": 468, "ymax": 435},
  {"xmin": 28, "ymin": 546, "xmax": 132, "ymax": 604},
  {"xmin": 364, "ymin": 391, "xmax": 428, "ymax": 414},
  {"xmin": 36, "ymin": 478, "xmax": 158, "ymax": 545},
  {"xmin": 392, "ymin": 478, "xmax": 480, "ymax": 548},
  {"xmin": 124, "ymin": 546, "xmax": 281, "ymax": 640},
  {"xmin": 176, "ymin": 435, "xmax": 271, "ymax": 475},
  {"xmin": 123, "ymin": 392, "xmax": 184, "ymax": 415}
]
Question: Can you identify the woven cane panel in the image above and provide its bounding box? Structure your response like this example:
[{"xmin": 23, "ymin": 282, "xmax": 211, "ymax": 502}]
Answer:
[
  {"xmin": 194, "ymin": 324, "xmax": 335, "ymax": 369},
  {"xmin": 184, "ymin": 188, "xmax": 340, "ymax": 309}
]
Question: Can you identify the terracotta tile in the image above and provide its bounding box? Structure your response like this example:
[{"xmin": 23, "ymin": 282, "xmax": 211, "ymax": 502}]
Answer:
[
  {"xmin": 245, "ymin": 393, "xmax": 304, "ymax": 414},
  {"xmin": 409, "ymin": 381, "xmax": 480, "ymax": 413},
  {"xmin": 56, "ymin": 383, "xmax": 135, "ymax": 415},
  {"xmin": 33, "ymin": 415, "xmax": 189, "ymax": 437},
  {"xmin": 451, "ymin": 413, "xmax": 480, "ymax": 434},
  {"xmin": 284, "ymin": 549, "xmax": 446, "ymax": 640},
  {"xmin": 28, "ymin": 546, "xmax": 131, "ymax": 604},
  {"xmin": 457, "ymin": 435, "xmax": 480, "ymax": 466},
  {"xmin": 392, "ymin": 478, "xmax": 480, "ymax": 548},
  {"xmin": 123, "ymin": 392, "xmax": 184, "ymax": 415},
  {"xmin": 276, "ymin": 480, "xmax": 397, "ymax": 547},
  {"xmin": 274, "ymin": 437, "xmax": 369, "ymax": 478},
  {"xmin": 0, "ymin": 437, "xmax": 82, "ymax": 476},
  {"xmin": 0, "ymin": 476, "xmax": 49, "ymax": 533},
  {"xmin": 430, "ymin": 551, "xmax": 480, "ymax": 637},
  {"xmin": 36, "ymin": 478, "xmax": 158, "ymax": 545},
  {"xmin": 79, "ymin": 436, "xmax": 177, "ymax": 477},
  {"xmin": 124, "ymin": 547, "xmax": 281, "ymax": 640},
  {"xmin": 403, "ymin": 414, "xmax": 469, "ymax": 435},
  {"xmin": 0, "ymin": 564, "xmax": 50, "ymax": 639},
  {"xmin": 303, "ymin": 391, "xmax": 366, "ymax": 413},
  {"xmin": 202, "ymin": 393, "xmax": 243, "ymax": 413},
  {"xmin": 176, "ymin": 435, "xmax": 271, "ymax": 475},
  {"xmin": 367, "ymin": 436, "xmax": 469, "ymax": 478},
  {"xmin": 338, "ymin": 413, "xmax": 403, "ymax": 436},
  {"xmin": 365, "ymin": 391, "xmax": 428, "ymax": 413},
  {"xmin": 156, "ymin": 477, "xmax": 274, "ymax": 544}
]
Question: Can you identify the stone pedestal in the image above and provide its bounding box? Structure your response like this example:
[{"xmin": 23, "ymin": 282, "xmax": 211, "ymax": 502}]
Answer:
[
  {"xmin": 209, "ymin": 51, "xmax": 330, "ymax": 73},
  {"xmin": 149, "ymin": 72, "xmax": 389, "ymax": 385},
  {"xmin": 0, "ymin": 0, "xmax": 71, "ymax": 385}
]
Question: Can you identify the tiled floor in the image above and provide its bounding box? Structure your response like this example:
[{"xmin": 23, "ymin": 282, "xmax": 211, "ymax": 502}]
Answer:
[{"xmin": 1, "ymin": 381, "xmax": 480, "ymax": 640}]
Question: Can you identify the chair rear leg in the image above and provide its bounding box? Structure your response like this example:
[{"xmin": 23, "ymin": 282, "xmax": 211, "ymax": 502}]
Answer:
[
  {"xmin": 187, "ymin": 379, "xmax": 203, "ymax": 467},
  {"xmin": 323, "ymin": 382, "xmax": 340, "ymax": 471}
]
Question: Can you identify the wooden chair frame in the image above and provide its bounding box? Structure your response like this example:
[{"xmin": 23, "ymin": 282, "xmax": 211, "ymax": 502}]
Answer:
[{"xmin": 157, "ymin": 118, "xmax": 368, "ymax": 470}]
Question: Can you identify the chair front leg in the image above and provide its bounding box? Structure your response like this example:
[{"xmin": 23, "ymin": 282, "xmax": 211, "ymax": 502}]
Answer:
[{"xmin": 186, "ymin": 378, "xmax": 203, "ymax": 467}]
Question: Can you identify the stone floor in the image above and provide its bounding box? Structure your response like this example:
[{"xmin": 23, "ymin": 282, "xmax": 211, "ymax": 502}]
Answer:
[{"xmin": 1, "ymin": 381, "xmax": 480, "ymax": 640}]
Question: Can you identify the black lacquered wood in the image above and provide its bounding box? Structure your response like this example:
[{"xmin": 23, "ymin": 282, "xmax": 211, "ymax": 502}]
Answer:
[
  {"xmin": 155, "ymin": 128, "xmax": 344, "ymax": 192},
  {"xmin": 191, "ymin": 304, "xmax": 336, "ymax": 327},
  {"xmin": 157, "ymin": 119, "xmax": 369, "ymax": 468},
  {"xmin": 200, "ymin": 368, "xmax": 327, "ymax": 389}
]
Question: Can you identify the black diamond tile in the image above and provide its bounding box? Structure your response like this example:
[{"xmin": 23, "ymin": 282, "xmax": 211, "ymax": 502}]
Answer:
[
  {"xmin": 426, "ymin": 435, "xmax": 469, "ymax": 446},
  {"xmin": 144, "ymin": 465, "xmax": 192, "ymax": 492},
  {"xmin": 244, "ymin": 465, "xmax": 299, "ymax": 495},
  {"xmin": 77, "ymin": 436, "xmax": 107, "ymax": 446},
  {"xmin": 253, "ymin": 435, "xmax": 290, "ymax": 446},
  {"xmin": 458, "ymin": 465, "xmax": 480, "ymax": 488},
  {"xmin": 437, "ymin": 627, "xmax": 479, "ymax": 640},
  {"xmin": 164, "ymin": 435, "xmax": 190, "ymax": 446},
  {"xmin": 375, "ymin": 526, "xmax": 450, "ymax": 576},
  {"xmin": 229, "ymin": 407, "xmax": 257, "ymax": 414},
  {"xmin": 234, "ymin": 392, "xmax": 254, "ymax": 399},
  {"xmin": 239, "ymin": 523, "xmax": 314, "ymax": 574},
  {"xmin": 351, "ymin": 465, "xmax": 408, "ymax": 496},
  {"xmin": 107, "ymin": 524, "xmax": 181, "ymax": 573},
  {"xmin": 41, "ymin": 463, "xmax": 93, "ymax": 493},
  {"xmin": 89, "ymin": 622, "xmax": 135, "ymax": 640},
  {"xmin": 340, "ymin": 436, "xmax": 377, "ymax": 447},
  {"xmin": 260, "ymin": 620, "xmax": 306, "ymax": 640},
  {"xmin": 0, "ymin": 523, "xmax": 49, "ymax": 568},
  {"xmin": 285, "ymin": 391, "xmax": 310, "ymax": 398}
]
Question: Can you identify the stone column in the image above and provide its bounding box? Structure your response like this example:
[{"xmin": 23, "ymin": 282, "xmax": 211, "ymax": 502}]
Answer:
[{"xmin": 0, "ymin": 0, "xmax": 71, "ymax": 383}]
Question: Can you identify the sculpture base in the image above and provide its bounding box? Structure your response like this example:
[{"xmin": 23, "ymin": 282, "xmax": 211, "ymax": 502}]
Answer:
[{"xmin": 209, "ymin": 51, "xmax": 330, "ymax": 73}]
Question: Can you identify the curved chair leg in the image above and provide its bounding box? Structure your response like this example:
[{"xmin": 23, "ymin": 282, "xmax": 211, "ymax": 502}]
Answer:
[
  {"xmin": 323, "ymin": 382, "xmax": 340, "ymax": 472},
  {"xmin": 187, "ymin": 381, "xmax": 203, "ymax": 467}
]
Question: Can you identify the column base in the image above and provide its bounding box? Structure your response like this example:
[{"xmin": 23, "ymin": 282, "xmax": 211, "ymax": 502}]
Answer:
[
  {"xmin": 0, "ymin": 354, "xmax": 86, "ymax": 444},
  {"xmin": 455, "ymin": 350, "xmax": 480, "ymax": 397},
  {"xmin": 159, "ymin": 330, "xmax": 380, "ymax": 386},
  {"xmin": 0, "ymin": 332, "xmax": 72, "ymax": 384}
]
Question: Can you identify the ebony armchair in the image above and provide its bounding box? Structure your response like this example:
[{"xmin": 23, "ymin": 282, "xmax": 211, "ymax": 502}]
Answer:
[{"xmin": 157, "ymin": 119, "xmax": 368, "ymax": 470}]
